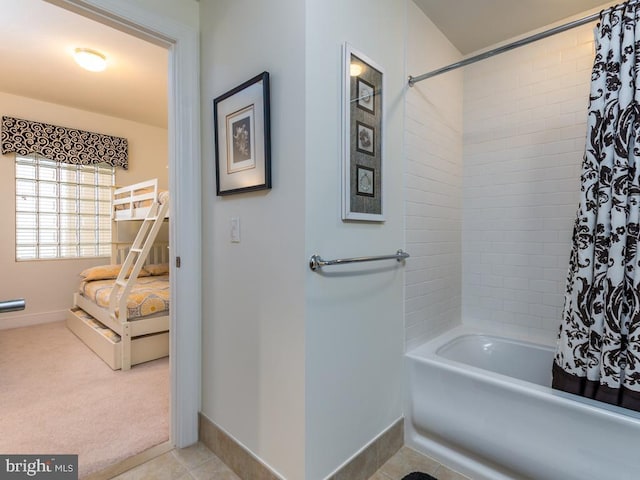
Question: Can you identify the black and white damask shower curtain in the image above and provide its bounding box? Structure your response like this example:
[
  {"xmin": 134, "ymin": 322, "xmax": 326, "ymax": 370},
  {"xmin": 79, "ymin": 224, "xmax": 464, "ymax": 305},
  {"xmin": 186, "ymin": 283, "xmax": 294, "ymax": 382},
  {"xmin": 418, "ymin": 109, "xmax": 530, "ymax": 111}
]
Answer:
[{"xmin": 553, "ymin": 2, "xmax": 640, "ymax": 411}]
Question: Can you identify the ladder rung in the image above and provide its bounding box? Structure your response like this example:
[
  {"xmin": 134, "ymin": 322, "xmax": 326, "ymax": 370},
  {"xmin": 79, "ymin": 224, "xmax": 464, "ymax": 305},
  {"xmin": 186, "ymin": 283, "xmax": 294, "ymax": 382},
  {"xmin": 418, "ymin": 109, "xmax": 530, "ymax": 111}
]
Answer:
[
  {"xmin": 130, "ymin": 248, "xmax": 143, "ymax": 253},
  {"xmin": 144, "ymin": 217, "xmax": 158, "ymax": 221},
  {"xmin": 115, "ymin": 280, "xmax": 127, "ymax": 287}
]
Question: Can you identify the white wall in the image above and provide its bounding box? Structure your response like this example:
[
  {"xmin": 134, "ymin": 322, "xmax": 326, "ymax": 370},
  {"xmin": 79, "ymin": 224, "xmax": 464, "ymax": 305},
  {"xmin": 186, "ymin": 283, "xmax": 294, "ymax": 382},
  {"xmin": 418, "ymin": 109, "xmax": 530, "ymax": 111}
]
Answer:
[
  {"xmin": 404, "ymin": 2, "xmax": 464, "ymax": 351},
  {"xmin": 199, "ymin": 1, "xmax": 306, "ymax": 479},
  {"xmin": 304, "ymin": 0, "xmax": 406, "ymax": 478},
  {"xmin": 462, "ymin": 18, "xmax": 595, "ymax": 342},
  {"xmin": 0, "ymin": 91, "xmax": 167, "ymax": 329},
  {"xmin": 119, "ymin": 0, "xmax": 198, "ymax": 28},
  {"xmin": 201, "ymin": 0, "xmax": 407, "ymax": 478}
]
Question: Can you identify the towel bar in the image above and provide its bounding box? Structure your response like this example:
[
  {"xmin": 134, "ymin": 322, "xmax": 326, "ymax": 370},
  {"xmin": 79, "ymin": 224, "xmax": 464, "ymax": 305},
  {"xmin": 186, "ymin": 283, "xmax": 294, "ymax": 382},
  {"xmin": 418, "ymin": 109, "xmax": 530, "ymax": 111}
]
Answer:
[{"xmin": 309, "ymin": 250, "xmax": 409, "ymax": 271}]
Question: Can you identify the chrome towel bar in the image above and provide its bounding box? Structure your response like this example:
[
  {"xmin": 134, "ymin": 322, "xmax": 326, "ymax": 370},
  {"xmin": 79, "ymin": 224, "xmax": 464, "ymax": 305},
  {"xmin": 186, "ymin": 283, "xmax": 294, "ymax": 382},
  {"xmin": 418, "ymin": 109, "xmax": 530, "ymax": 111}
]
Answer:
[
  {"xmin": 309, "ymin": 249, "xmax": 410, "ymax": 271},
  {"xmin": 0, "ymin": 298, "xmax": 26, "ymax": 313}
]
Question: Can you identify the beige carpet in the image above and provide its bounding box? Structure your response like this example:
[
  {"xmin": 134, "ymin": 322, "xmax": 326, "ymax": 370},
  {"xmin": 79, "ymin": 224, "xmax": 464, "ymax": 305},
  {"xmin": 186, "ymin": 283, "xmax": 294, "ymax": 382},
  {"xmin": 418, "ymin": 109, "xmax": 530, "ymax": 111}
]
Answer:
[{"xmin": 0, "ymin": 321, "xmax": 169, "ymax": 478}]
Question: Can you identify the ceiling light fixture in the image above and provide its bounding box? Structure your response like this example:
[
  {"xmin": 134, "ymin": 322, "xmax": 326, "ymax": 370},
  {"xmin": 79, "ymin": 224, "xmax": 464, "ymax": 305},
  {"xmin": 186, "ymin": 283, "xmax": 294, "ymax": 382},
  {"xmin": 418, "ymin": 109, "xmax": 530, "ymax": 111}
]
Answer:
[{"xmin": 73, "ymin": 48, "xmax": 107, "ymax": 72}]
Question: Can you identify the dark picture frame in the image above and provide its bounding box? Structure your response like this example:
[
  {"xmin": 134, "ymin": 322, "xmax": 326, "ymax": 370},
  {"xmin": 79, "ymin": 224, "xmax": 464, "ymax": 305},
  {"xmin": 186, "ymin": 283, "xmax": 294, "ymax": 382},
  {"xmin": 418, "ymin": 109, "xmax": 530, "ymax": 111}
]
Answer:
[
  {"xmin": 356, "ymin": 121, "xmax": 375, "ymax": 156},
  {"xmin": 214, "ymin": 72, "xmax": 271, "ymax": 195},
  {"xmin": 356, "ymin": 77, "xmax": 376, "ymax": 114},
  {"xmin": 356, "ymin": 165, "xmax": 375, "ymax": 197},
  {"xmin": 342, "ymin": 43, "xmax": 384, "ymax": 221}
]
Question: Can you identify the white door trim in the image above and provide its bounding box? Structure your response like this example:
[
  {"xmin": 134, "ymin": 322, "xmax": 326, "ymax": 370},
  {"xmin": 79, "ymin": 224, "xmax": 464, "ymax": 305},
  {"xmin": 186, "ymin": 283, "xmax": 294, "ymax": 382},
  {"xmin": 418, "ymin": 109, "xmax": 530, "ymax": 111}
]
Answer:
[{"xmin": 45, "ymin": 0, "xmax": 202, "ymax": 448}]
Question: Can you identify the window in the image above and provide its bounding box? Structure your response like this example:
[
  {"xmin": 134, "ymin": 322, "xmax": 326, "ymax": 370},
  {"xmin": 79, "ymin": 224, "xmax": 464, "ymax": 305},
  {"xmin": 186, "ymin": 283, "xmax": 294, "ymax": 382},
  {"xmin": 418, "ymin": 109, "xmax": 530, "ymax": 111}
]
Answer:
[{"xmin": 15, "ymin": 155, "xmax": 115, "ymax": 260}]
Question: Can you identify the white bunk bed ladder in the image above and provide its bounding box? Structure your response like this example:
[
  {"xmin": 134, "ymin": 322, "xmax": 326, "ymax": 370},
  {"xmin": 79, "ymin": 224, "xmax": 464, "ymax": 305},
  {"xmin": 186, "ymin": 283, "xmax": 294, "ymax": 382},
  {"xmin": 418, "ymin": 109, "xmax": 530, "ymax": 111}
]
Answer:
[{"xmin": 108, "ymin": 198, "xmax": 170, "ymax": 370}]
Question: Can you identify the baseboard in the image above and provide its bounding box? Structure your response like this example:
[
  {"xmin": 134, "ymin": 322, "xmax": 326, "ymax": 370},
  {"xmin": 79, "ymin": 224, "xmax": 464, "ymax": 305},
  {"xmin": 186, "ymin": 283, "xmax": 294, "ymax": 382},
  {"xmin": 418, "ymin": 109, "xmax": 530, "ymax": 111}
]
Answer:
[
  {"xmin": 199, "ymin": 412, "xmax": 284, "ymax": 480},
  {"xmin": 0, "ymin": 309, "xmax": 66, "ymax": 330},
  {"xmin": 199, "ymin": 413, "xmax": 403, "ymax": 480},
  {"xmin": 326, "ymin": 417, "xmax": 404, "ymax": 480}
]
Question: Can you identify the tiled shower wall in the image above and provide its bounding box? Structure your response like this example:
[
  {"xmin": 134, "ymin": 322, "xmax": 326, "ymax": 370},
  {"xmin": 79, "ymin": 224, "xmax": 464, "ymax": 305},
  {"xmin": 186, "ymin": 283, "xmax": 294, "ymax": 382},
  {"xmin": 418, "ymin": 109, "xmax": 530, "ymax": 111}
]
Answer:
[
  {"xmin": 404, "ymin": 2, "xmax": 464, "ymax": 351},
  {"xmin": 462, "ymin": 23, "xmax": 595, "ymax": 343}
]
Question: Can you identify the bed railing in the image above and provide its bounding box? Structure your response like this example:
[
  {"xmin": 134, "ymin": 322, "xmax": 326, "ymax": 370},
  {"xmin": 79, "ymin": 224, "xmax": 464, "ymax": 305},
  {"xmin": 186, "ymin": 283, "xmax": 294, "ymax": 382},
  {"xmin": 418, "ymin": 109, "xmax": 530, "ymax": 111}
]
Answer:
[
  {"xmin": 112, "ymin": 178, "xmax": 158, "ymax": 219},
  {"xmin": 114, "ymin": 242, "xmax": 169, "ymax": 266}
]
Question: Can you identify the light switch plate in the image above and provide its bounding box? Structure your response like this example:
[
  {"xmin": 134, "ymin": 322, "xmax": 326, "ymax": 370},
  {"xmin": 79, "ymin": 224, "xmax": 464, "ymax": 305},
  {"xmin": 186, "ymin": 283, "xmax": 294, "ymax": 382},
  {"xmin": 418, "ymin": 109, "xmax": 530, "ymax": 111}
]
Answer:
[{"xmin": 231, "ymin": 217, "xmax": 240, "ymax": 243}]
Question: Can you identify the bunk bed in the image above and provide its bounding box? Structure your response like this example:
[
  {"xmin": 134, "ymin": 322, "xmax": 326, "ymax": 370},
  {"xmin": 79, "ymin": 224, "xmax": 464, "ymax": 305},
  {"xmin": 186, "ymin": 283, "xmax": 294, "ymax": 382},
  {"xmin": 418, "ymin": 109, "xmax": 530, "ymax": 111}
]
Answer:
[{"xmin": 66, "ymin": 179, "xmax": 170, "ymax": 371}]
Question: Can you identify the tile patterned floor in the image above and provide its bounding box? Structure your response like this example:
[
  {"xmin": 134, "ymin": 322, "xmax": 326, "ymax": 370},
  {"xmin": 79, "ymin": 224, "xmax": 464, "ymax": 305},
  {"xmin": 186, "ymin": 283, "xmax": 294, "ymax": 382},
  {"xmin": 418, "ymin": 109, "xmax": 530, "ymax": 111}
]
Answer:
[
  {"xmin": 111, "ymin": 442, "xmax": 240, "ymax": 480},
  {"xmin": 370, "ymin": 446, "xmax": 470, "ymax": 480},
  {"xmin": 110, "ymin": 442, "xmax": 470, "ymax": 480}
]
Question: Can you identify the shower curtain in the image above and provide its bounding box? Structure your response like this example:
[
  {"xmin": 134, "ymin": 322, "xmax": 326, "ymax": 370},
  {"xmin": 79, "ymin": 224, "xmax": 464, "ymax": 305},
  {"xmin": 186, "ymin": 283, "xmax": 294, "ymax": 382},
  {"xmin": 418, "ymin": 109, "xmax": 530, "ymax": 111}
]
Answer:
[{"xmin": 553, "ymin": 1, "xmax": 640, "ymax": 411}]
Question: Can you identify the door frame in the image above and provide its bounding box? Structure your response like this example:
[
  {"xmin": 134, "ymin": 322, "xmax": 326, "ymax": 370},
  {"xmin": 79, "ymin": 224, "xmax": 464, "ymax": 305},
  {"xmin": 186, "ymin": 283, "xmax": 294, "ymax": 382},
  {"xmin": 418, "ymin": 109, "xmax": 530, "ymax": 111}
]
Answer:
[{"xmin": 45, "ymin": 0, "xmax": 202, "ymax": 448}]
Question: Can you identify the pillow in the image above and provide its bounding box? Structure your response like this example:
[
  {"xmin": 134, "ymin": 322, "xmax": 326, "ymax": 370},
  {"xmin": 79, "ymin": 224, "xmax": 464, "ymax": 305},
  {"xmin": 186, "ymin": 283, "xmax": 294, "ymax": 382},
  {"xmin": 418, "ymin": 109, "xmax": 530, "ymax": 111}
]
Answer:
[
  {"xmin": 79, "ymin": 264, "xmax": 150, "ymax": 281},
  {"xmin": 144, "ymin": 263, "xmax": 170, "ymax": 276}
]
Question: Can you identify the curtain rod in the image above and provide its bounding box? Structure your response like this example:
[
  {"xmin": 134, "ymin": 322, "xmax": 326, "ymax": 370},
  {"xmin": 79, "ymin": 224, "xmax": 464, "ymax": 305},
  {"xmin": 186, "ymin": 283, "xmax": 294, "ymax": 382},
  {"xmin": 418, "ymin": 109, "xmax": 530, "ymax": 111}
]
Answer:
[{"xmin": 408, "ymin": 2, "xmax": 635, "ymax": 86}]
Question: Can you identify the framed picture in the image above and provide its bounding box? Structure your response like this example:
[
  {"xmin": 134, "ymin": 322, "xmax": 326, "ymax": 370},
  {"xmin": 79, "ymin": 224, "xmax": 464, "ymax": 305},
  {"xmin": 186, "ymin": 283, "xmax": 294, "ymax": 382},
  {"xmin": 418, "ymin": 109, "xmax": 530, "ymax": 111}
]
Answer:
[
  {"xmin": 356, "ymin": 165, "xmax": 375, "ymax": 197},
  {"xmin": 342, "ymin": 43, "xmax": 384, "ymax": 221},
  {"xmin": 356, "ymin": 78, "xmax": 375, "ymax": 114},
  {"xmin": 356, "ymin": 121, "xmax": 375, "ymax": 156},
  {"xmin": 214, "ymin": 72, "xmax": 271, "ymax": 195}
]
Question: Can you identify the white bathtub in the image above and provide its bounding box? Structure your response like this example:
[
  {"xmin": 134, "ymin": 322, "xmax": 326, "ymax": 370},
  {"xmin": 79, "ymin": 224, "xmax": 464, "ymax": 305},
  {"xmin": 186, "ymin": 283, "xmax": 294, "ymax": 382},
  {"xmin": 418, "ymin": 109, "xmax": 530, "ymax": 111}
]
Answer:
[{"xmin": 406, "ymin": 326, "xmax": 640, "ymax": 480}]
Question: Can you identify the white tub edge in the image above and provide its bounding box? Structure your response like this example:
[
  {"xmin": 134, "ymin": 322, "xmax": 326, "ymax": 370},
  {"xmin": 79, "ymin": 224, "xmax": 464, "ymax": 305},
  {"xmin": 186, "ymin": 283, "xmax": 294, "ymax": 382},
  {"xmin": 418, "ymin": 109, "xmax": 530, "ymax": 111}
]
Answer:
[{"xmin": 404, "ymin": 325, "xmax": 640, "ymax": 480}]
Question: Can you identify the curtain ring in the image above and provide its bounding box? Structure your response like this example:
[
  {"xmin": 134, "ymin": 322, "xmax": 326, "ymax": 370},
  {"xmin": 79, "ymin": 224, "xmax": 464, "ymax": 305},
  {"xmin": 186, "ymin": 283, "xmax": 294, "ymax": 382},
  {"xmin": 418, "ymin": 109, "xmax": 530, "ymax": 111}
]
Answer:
[{"xmin": 599, "ymin": 4, "xmax": 614, "ymax": 21}]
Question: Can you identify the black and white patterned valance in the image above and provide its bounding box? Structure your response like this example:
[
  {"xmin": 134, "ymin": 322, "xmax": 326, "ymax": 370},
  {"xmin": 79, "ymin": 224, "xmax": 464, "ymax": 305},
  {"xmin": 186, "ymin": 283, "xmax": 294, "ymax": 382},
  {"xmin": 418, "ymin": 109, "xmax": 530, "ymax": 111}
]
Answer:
[{"xmin": 1, "ymin": 116, "xmax": 128, "ymax": 169}]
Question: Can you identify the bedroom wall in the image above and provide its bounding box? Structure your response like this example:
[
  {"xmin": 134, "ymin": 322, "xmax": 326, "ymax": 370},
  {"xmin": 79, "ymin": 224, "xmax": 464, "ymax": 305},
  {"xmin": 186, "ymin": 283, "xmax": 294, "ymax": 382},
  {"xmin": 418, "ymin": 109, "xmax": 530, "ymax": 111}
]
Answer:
[{"xmin": 0, "ymin": 91, "xmax": 168, "ymax": 330}]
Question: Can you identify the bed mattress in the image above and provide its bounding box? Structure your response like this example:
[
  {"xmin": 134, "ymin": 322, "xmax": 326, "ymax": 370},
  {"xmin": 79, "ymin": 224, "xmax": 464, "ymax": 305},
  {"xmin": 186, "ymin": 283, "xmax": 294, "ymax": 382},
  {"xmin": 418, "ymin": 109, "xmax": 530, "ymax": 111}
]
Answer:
[{"xmin": 79, "ymin": 274, "xmax": 169, "ymax": 319}]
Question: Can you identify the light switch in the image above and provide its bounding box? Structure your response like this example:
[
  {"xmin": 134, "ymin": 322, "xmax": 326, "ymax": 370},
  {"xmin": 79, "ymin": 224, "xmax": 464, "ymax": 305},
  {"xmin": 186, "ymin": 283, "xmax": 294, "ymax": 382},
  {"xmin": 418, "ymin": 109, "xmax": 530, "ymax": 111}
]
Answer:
[{"xmin": 230, "ymin": 217, "xmax": 240, "ymax": 243}]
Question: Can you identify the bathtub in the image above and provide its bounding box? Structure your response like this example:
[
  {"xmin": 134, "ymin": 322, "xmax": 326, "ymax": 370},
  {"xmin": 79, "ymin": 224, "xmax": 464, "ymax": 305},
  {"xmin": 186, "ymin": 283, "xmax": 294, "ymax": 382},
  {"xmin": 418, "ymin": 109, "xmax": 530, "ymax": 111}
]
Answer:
[{"xmin": 406, "ymin": 326, "xmax": 640, "ymax": 480}]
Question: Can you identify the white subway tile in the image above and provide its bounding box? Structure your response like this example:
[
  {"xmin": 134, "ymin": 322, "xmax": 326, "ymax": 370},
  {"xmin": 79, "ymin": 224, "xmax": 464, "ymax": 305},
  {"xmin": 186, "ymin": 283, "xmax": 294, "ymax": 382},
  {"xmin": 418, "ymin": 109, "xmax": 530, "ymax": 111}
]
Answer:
[
  {"xmin": 504, "ymin": 300, "xmax": 530, "ymax": 314},
  {"xmin": 407, "ymin": 10, "xmax": 594, "ymax": 345},
  {"xmin": 543, "ymin": 293, "xmax": 565, "ymax": 307}
]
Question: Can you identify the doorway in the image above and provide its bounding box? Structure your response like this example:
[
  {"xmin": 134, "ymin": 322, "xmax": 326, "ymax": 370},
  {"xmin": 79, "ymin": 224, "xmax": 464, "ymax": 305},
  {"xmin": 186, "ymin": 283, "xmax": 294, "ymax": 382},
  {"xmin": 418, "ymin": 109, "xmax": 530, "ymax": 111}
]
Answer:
[
  {"xmin": 0, "ymin": 0, "xmax": 201, "ymax": 474},
  {"xmin": 46, "ymin": 0, "xmax": 202, "ymax": 451}
]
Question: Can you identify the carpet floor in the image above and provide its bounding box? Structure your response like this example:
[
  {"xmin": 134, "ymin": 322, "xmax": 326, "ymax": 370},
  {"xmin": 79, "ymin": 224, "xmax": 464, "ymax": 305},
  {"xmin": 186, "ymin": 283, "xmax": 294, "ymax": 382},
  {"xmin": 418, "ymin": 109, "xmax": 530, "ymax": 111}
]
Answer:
[{"xmin": 0, "ymin": 321, "xmax": 169, "ymax": 478}]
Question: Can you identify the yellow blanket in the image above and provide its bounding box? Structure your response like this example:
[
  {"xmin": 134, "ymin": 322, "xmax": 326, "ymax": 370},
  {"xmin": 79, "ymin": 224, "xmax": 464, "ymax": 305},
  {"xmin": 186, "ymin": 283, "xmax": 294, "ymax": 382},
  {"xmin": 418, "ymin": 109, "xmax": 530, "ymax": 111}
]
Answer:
[{"xmin": 80, "ymin": 274, "xmax": 169, "ymax": 319}]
